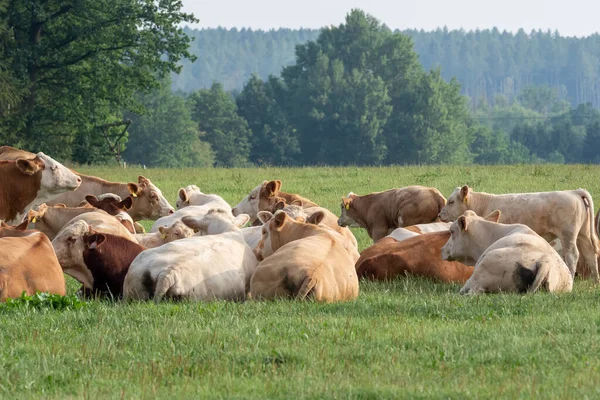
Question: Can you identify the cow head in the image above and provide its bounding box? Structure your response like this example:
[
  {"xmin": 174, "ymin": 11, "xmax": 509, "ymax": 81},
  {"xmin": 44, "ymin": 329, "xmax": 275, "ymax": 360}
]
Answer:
[
  {"xmin": 52, "ymin": 220, "xmax": 95, "ymax": 289},
  {"xmin": 27, "ymin": 203, "xmax": 49, "ymax": 225},
  {"xmin": 233, "ymin": 180, "xmax": 283, "ymax": 223},
  {"xmin": 439, "ymin": 185, "xmax": 471, "ymax": 222},
  {"xmin": 441, "ymin": 210, "xmax": 501, "ymax": 262},
  {"xmin": 126, "ymin": 176, "xmax": 174, "ymax": 221},
  {"xmin": 253, "ymin": 211, "xmax": 299, "ymax": 262},
  {"xmin": 176, "ymin": 185, "xmax": 201, "ymax": 209},
  {"xmin": 182, "ymin": 208, "xmax": 249, "ymax": 236},
  {"xmin": 85, "ymin": 194, "xmax": 135, "ymax": 233},
  {"xmin": 158, "ymin": 220, "xmax": 194, "ymax": 243},
  {"xmin": 16, "ymin": 153, "xmax": 81, "ymax": 203},
  {"xmin": 337, "ymin": 193, "xmax": 358, "ymax": 227}
]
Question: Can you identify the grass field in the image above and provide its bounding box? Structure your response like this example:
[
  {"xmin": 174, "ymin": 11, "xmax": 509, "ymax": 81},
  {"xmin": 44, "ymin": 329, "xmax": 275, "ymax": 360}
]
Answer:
[{"xmin": 2, "ymin": 164, "xmax": 600, "ymax": 398}]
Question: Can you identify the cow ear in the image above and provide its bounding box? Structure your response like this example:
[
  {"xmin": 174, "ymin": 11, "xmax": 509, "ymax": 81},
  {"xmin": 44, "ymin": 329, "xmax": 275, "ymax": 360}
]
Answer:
[
  {"xmin": 290, "ymin": 199, "xmax": 303, "ymax": 207},
  {"xmin": 273, "ymin": 200, "xmax": 286, "ymax": 211},
  {"xmin": 271, "ymin": 212, "xmax": 287, "ymax": 230},
  {"xmin": 265, "ymin": 180, "xmax": 282, "ymax": 197},
  {"xmin": 458, "ymin": 216, "xmax": 469, "ymax": 232},
  {"xmin": 342, "ymin": 197, "xmax": 352, "ymax": 210},
  {"xmin": 485, "ymin": 210, "xmax": 501, "ymax": 223},
  {"xmin": 15, "ymin": 219, "xmax": 29, "ymax": 231},
  {"xmin": 16, "ymin": 159, "xmax": 41, "ymax": 175},
  {"xmin": 257, "ymin": 211, "xmax": 273, "ymax": 224},
  {"xmin": 235, "ymin": 214, "xmax": 250, "ymax": 227},
  {"xmin": 127, "ymin": 183, "xmax": 139, "ymax": 198},
  {"xmin": 87, "ymin": 233, "xmax": 106, "ymax": 250},
  {"xmin": 85, "ymin": 195, "xmax": 100, "ymax": 207},
  {"xmin": 120, "ymin": 197, "xmax": 133, "ymax": 210},
  {"xmin": 307, "ymin": 211, "xmax": 325, "ymax": 226},
  {"xmin": 178, "ymin": 188, "xmax": 188, "ymax": 203},
  {"xmin": 138, "ymin": 175, "xmax": 150, "ymax": 185},
  {"xmin": 460, "ymin": 185, "xmax": 470, "ymax": 202},
  {"xmin": 181, "ymin": 216, "xmax": 207, "ymax": 233}
]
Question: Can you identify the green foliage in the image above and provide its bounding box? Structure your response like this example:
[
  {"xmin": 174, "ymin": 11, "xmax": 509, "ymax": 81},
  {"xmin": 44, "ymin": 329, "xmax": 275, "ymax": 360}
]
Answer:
[
  {"xmin": 188, "ymin": 83, "xmax": 252, "ymax": 167},
  {"xmin": 124, "ymin": 83, "xmax": 214, "ymax": 168},
  {"xmin": 2, "ymin": 0, "xmax": 196, "ymax": 161},
  {"xmin": 1, "ymin": 292, "xmax": 87, "ymax": 312}
]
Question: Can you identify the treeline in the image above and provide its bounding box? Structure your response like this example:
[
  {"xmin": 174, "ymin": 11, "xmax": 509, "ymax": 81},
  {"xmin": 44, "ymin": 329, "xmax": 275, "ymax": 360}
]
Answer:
[{"xmin": 173, "ymin": 26, "xmax": 600, "ymax": 108}]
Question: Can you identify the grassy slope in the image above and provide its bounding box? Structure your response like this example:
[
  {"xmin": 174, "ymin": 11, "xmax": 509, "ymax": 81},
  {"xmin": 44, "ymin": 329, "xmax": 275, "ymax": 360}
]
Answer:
[{"xmin": 2, "ymin": 164, "xmax": 600, "ymax": 399}]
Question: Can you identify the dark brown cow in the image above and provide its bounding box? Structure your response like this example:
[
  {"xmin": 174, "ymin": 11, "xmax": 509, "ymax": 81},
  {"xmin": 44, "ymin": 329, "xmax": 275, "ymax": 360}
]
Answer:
[
  {"xmin": 338, "ymin": 186, "xmax": 447, "ymax": 241},
  {"xmin": 355, "ymin": 231, "xmax": 474, "ymax": 283},
  {"xmin": 80, "ymin": 231, "xmax": 146, "ymax": 299},
  {"xmin": 0, "ymin": 223, "xmax": 66, "ymax": 301}
]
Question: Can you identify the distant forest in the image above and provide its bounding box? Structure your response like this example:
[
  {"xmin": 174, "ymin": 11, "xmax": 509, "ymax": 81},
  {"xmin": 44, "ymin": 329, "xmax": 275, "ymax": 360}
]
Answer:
[{"xmin": 172, "ymin": 26, "xmax": 600, "ymax": 108}]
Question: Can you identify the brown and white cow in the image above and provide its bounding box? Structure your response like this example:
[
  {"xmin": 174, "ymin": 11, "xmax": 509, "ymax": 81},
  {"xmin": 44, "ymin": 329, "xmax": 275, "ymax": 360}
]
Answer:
[
  {"xmin": 251, "ymin": 212, "xmax": 359, "ymax": 302},
  {"xmin": 232, "ymin": 180, "xmax": 318, "ymax": 224},
  {"xmin": 356, "ymin": 231, "xmax": 474, "ymax": 283},
  {"xmin": 337, "ymin": 186, "xmax": 447, "ymax": 242},
  {"xmin": 47, "ymin": 175, "xmax": 174, "ymax": 221},
  {"xmin": 442, "ymin": 210, "xmax": 573, "ymax": 294},
  {"xmin": 78, "ymin": 230, "xmax": 146, "ymax": 299},
  {"xmin": 135, "ymin": 220, "xmax": 194, "ymax": 248},
  {"xmin": 0, "ymin": 153, "xmax": 81, "ymax": 225},
  {"xmin": 439, "ymin": 185, "xmax": 599, "ymax": 281},
  {"xmin": 0, "ymin": 222, "xmax": 66, "ymax": 301}
]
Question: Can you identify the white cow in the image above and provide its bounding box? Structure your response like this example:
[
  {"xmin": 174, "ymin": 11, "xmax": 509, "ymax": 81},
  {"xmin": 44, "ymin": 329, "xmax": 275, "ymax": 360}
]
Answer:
[
  {"xmin": 176, "ymin": 185, "xmax": 231, "ymax": 211},
  {"xmin": 123, "ymin": 208, "xmax": 256, "ymax": 301},
  {"xmin": 150, "ymin": 193, "xmax": 231, "ymax": 233},
  {"xmin": 135, "ymin": 220, "xmax": 194, "ymax": 248},
  {"xmin": 441, "ymin": 210, "xmax": 573, "ymax": 295},
  {"xmin": 387, "ymin": 222, "xmax": 452, "ymax": 242},
  {"xmin": 439, "ymin": 185, "xmax": 599, "ymax": 281}
]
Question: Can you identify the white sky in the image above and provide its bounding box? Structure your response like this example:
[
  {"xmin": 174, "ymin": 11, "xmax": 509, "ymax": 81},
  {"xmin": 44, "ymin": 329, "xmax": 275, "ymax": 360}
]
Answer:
[{"xmin": 182, "ymin": 0, "xmax": 599, "ymax": 37}]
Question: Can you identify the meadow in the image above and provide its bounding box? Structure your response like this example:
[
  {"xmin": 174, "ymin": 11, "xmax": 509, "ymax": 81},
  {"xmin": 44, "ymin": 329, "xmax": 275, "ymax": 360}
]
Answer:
[{"xmin": 2, "ymin": 164, "xmax": 600, "ymax": 399}]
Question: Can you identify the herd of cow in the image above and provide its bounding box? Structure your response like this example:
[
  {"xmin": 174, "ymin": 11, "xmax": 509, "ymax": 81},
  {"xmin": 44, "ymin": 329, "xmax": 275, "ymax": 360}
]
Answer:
[{"xmin": 1, "ymin": 145, "xmax": 599, "ymax": 302}]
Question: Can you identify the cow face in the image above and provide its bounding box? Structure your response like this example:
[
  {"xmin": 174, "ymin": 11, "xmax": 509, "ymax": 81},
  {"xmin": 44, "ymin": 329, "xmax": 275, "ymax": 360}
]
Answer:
[
  {"xmin": 52, "ymin": 220, "xmax": 94, "ymax": 289},
  {"xmin": 337, "ymin": 193, "xmax": 358, "ymax": 227},
  {"xmin": 35, "ymin": 153, "xmax": 82, "ymax": 196},
  {"xmin": 441, "ymin": 210, "xmax": 500, "ymax": 261},
  {"xmin": 176, "ymin": 185, "xmax": 201, "ymax": 209},
  {"xmin": 439, "ymin": 186, "xmax": 471, "ymax": 222},
  {"xmin": 254, "ymin": 212, "xmax": 289, "ymax": 261},
  {"xmin": 158, "ymin": 220, "xmax": 194, "ymax": 243},
  {"xmin": 86, "ymin": 194, "xmax": 135, "ymax": 233},
  {"xmin": 182, "ymin": 208, "xmax": 249, "ymax": 236},
  {"xmin": 127, "ymin": 176, "xmax": 174, "ymax": 220},
  {"xmin": 232, "ymin": 182, "xmax": 264, "ymax": 220}
]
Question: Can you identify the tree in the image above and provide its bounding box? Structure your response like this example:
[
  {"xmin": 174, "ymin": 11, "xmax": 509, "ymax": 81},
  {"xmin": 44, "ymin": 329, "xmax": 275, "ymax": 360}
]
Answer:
[
  {"xmin": 4, "ymin": 0, "xmax": 196, "ymax": 160},
  {"xmin": 123, "ymin": 82, "xmax": 214, "ymax": 168},
  {"xmin": 189, "ymin": 83, "xmax": 252, "ymax": 167},
  {"xmin": 583, "ymin": 121, "xmax": 600, "ymax": 163}
]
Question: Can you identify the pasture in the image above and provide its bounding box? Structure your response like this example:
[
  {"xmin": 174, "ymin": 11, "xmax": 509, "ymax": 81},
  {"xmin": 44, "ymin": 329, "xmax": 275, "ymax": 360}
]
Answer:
[{"xmin": 2, "ymin": 164, "xmax": 600, "ymax": 398}]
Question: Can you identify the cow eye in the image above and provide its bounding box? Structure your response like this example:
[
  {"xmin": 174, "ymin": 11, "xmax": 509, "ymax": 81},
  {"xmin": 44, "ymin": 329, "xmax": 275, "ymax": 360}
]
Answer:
[
  {"xmin": 51, "ymin": 166, "xmax": 58, "ymax": 171},
  {"xmin": 249, "ymin": 195, "xmax": 256, "ymax": 200},
  {"xmin": 67, "ymin": 236, "xmax": 76, "ymax": 244},
  {"xmin": 448, "ymin": 201, "xmax": 454, "ymax": 205}
]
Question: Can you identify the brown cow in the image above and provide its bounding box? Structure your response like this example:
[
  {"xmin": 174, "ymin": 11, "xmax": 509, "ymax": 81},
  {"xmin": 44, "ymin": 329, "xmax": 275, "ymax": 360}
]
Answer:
[
  {"xmin": 356, "ymin": 231, "xmax": 474, "ymax": 283},
  {"xmin": 47, "ymin": 175, "xmax": 174, "ymax": 221},
  {"xmin": 0, "ymin": 223, "xmax": 66, "ymax": 301},
  {"xmin": 338, "ymin": 186, "xmax": 447, "ymax": 241},
  {"xmin": 0, "ymin": 145, "xmax": 36, "ymax": 161},
  {"xmin": 233, "ymin": 180, "xmax": 318, "ymax": 224},
  {"xmin": 0, "ymin": 153, "xmax": 81, "ymax": 224},
  {"xmin": 80, "ymin": 230, "xmax": 146, "ymax": 299}
]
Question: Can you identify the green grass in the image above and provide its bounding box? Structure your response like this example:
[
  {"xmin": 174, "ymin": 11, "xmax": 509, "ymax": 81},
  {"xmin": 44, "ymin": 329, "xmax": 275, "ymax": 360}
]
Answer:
[{"xmin": 2, "ymin": 164, "xmax": 600, "ymax": 399}]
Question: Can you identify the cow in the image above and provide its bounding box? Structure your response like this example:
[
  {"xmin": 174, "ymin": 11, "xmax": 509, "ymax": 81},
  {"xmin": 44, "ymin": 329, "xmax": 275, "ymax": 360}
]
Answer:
[
  {"xmin": 337, "ymin": 186, "xmax": 447, "ymax": 242},
  {"xmin": 250, "ymin": 212, "xmax": 359, "ymax": 302},
  {"xmin": 135, "ymin": 220, "xmax": 194, "ymax": 248},
  {"xmin": 387, "ymin": 222, "xmax": 452, "ymax": 242},
  {"xmin": 0, "ymin": 222, "xmax": 66, "ymax": 301},
  {"xmin": 52, "ymin": 214, "xmax": 138, "ymax": 288},
  {"xmin": 232, "ymin": 180, "xmax": 318, "ymax": 224},
  {"xmin": 596, "ymin": 208, "xmax": 599, "ymax": 237},
  {"xmin": 79, "ymin": 230, "xmax": 146, "ymax": 299},
  {"xmin": 356, "ymin": 231, "xmax": 474, "ymax": 283},
  {"xmin": 176, "ymin": 185, "xmax": 231, "ymax": 211},
  {"xmin": 0, "ymin": 145, "xmax": 36, "ymax": 161},
  {"xmin": 0, "ymin": 153, "xmax": 82, "ymax": 225},
  {"xmin": 123, "ymin": 209, "xmax": 256, "ymax": 302},
  {"xmin": 84, "ymin": 195, "xmax": 136, "ymax": 234},
  {"xmin": 47, "ymin": 175, "xmax": 174, "ymax": 221},
  {"xmin": 150, "ymin": 192, "xmax": 231, "ymax": 233},
  {"xmin": 441, "ymin": 210, "xmax": 573, "ymax": 294},
  {"xmin": 439, "ymin": 185, "xmax": 599, "ymax": 281}
]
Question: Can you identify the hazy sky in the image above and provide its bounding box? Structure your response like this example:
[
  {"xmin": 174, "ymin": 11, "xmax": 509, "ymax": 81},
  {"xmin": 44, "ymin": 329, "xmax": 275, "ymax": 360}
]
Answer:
[{"xmin": 182, "ymin": 0, "xmax": 599, "ymax": 37}]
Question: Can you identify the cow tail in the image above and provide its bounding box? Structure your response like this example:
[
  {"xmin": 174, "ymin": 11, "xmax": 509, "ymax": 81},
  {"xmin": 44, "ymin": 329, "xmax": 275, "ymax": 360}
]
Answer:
[
  {"xmin": 526, "ymin": 261, "xmax": 550, "ymax": 293},
  {"xmin": 153, "ymin": 268, "xmax": 177, "ymax": 301},
  {"xmin": 578, "ymin": 189, "xmax": 599, "ymax": 255},
  {"xmin": 297, "ymin": 274, "xmax": 318, "ymax": 300}
]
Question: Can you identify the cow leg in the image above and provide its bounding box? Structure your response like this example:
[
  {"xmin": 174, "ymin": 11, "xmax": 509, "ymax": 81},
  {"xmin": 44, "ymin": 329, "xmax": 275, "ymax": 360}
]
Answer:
[
  {"xmin": 560, "ymin": 237, "xmax": 579, "ymax": 278},
  {"xmin": 576, "ymin": 235, "xmax": 600, "ymax": 282}
]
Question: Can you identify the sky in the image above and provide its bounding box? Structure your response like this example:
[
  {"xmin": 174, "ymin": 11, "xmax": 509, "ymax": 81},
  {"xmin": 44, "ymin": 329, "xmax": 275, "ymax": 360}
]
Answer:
[{"xmin": 181, "ymin": 0, "xmax": 599, "ymax": 37}]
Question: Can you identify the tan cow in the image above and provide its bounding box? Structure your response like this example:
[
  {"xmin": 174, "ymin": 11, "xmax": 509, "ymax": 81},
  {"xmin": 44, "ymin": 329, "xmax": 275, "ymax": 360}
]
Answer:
[
  {"xmin": 337, "ymin": 186, "xmax": 447, "ymax": 241},
  {"xmin": 441, "ymin": 210, "xmax": 573, "ymax": 294},
  {"xmin": 135, "ymin": 220, "xmax": 194, "ymax": 248},
  {"xmin": 232, "ymin": 180, "xmax": 318, "ymax": 224},
  {"xmin": 356, "ymin": 231, "xmax": 474, "ymax": 283},
  {"xmin": 0, "ymin": 154, "xmax": 82, "ymax": 225},
  {"xmin": 439, "ymin": 185, "xmax": 599, "ymax": 280},
  {"xmin": 0, "ymin": 222, "xmax": 66, "ymax": 301},
  {"xmin": 47, "ymin": 175, "xmax": 174, "ymax": 221},
  {"xmin": 251, "ymin": 212, "xmax": 359, "ymax": 302}
]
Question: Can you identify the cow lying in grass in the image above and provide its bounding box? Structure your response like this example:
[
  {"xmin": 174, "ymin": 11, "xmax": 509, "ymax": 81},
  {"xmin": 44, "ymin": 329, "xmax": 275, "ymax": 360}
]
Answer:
[
  {"xmin": 135, "ymin": 220, "xmax": 194, "ymax": 248},
  {"xmin": 176, "ymin": 185, "xmax": 231, "ymax": 211},
  {"xmin": 441, "ymin": 210, "xmax": 573, "ymax": 295},
  {"xmin": 386, "ymin": 222, "xmax": 452, "ymax": 242}
]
